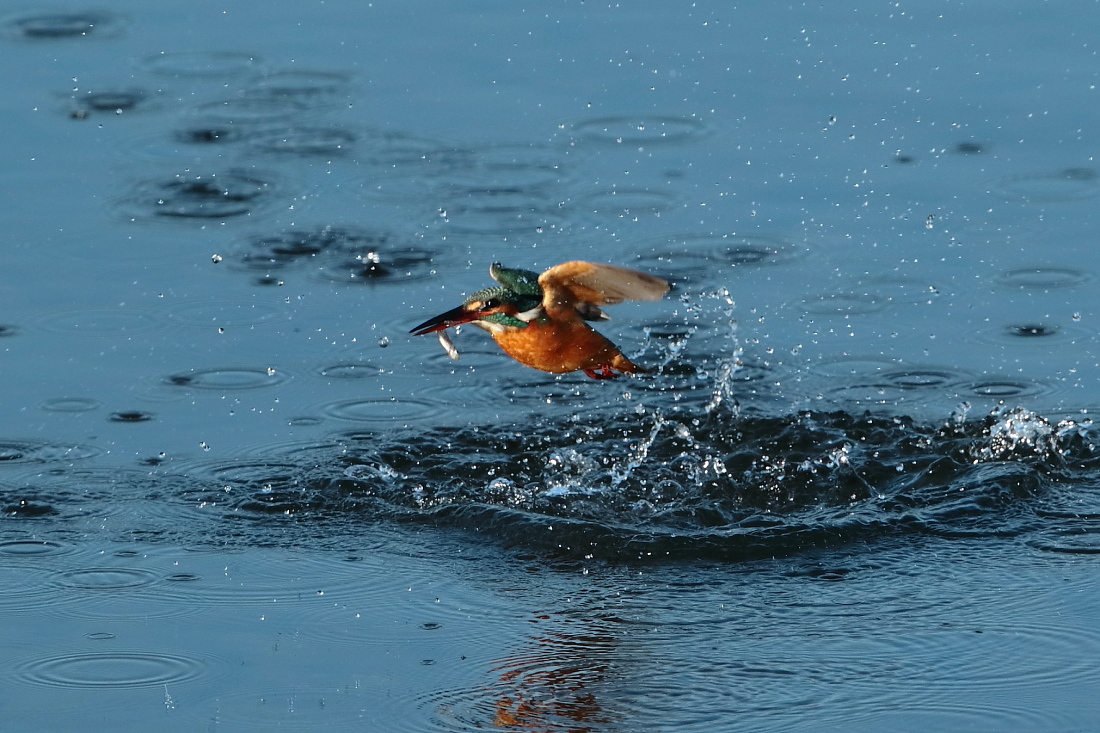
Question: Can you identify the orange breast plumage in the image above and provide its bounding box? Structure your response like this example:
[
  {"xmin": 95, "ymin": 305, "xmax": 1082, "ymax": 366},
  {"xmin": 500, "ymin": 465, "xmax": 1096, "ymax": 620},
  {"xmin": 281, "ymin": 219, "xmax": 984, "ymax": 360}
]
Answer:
[{"xmin": 491, "ymin": 318, "xmax": 642, "ymax": 375}]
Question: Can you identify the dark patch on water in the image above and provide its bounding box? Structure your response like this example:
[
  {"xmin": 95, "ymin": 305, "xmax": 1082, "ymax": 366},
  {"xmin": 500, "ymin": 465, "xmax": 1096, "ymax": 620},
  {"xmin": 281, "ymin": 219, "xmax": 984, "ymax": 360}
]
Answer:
[
  {"xmin": 174, "ymin": 125, "xmax": 245, "ymax": 146},
  {"xmin": 108, "ymin": 411, "xmax": 154, "ymax": 423},
  {"xmin": 124, "ymin": 170, "xmax": 276, "ymax": 220},
  {"xmin": 68, "ymin": 89, "xmax": 149, "ymax": 119},
  {"xmin": 2, "ymin": 11, "xmax": 123, "ymax": 41},
  {"xmin": 1007, "ymin": 324, "xmax": 1056, "ymax": 338},
  {"xmin": 3, "ymin": 499, "xmax": 57, "ymax": 518},
  {"xmin": 234, "ymin": 225, "xmax": 389, "ymax": 267},
  {"xmin": 230, "ymin": 225, "xmax": 437, "ymax": 284},
  {"xmin": 960, "ymin": 379, "xmax": 1045, "ymax": 399},
  {"xmin": 316, "ymin": 249, "xmax": 438, "ymax": 285},
  {"xmin": 954, "ymin": 141, "xmax": 986, "ymax": 155}
]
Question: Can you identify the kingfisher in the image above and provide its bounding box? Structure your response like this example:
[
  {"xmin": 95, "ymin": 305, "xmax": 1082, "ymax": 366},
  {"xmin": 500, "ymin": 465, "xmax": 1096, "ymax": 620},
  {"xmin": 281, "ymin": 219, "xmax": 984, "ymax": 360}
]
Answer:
[{"xmin": 409, "ymin": 261, "xmax": 670, "ymax": 379}]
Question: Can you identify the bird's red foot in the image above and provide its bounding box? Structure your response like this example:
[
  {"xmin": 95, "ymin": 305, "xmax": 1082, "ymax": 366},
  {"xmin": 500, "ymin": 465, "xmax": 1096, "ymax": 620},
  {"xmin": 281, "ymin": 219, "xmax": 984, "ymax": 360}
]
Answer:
[{"xmin": 583, "ymin": 365, "xmax": 619, "ymax": 380}]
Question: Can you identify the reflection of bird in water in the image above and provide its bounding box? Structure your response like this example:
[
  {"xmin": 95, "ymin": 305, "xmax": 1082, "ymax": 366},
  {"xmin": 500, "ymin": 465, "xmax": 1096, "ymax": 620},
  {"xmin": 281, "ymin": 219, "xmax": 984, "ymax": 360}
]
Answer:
[
  {"xmin": 490, "ymin": 624, "xmax": 616, "ymax": 729},
  {"xmin": 410, "ymin": 261, "xmax": 670, "ymax": 379}
]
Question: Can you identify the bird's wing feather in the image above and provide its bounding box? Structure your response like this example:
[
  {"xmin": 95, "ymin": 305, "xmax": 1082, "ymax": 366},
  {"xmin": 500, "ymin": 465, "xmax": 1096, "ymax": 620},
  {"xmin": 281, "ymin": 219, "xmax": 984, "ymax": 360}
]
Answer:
[{"xmin": 538, "ymin": 261, "xmax": 669, "ymax": 319}]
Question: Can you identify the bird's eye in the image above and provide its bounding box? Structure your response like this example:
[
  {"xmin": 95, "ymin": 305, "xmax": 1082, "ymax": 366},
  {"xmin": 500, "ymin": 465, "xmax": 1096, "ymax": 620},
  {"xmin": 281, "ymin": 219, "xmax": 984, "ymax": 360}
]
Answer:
[{"xmin": 481, "ymin": 298, "xmax": 500, "ymax": 309}]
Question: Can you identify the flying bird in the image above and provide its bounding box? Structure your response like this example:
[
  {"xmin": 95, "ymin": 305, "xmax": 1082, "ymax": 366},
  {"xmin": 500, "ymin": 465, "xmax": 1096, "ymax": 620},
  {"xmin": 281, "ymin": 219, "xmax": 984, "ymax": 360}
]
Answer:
[{"xmin": 410, "ymin": 261, "xmax": 669, "ymax": 379}]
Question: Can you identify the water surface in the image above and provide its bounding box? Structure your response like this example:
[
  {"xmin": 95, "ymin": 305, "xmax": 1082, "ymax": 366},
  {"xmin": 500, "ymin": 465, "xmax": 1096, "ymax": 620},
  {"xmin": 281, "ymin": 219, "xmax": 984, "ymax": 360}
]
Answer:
[{"xmin": 2, "ymin": 1, "xmax": 1099, "ymax": 730}]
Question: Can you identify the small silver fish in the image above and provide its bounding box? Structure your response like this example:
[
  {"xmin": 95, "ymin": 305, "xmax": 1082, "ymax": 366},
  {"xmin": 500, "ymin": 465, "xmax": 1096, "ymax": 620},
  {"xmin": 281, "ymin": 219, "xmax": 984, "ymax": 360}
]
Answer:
[{"xmin": 437, "ymin": 329, "xmax": 460, "ymax": 360}]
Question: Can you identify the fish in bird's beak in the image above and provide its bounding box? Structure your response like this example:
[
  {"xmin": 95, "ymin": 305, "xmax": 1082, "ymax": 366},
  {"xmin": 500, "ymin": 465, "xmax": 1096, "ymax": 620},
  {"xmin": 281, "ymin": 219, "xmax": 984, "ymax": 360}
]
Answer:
[{"xmin": 408, "ymin": 304, "xmax": 479, "ymax": 336}]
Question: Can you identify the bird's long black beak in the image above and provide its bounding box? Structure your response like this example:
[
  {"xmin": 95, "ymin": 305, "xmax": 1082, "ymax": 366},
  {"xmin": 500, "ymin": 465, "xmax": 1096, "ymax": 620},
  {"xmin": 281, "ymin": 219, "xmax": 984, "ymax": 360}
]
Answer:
[{"xmin": 409, "ymin": 304, "xmax": 478, "ymax": 335}]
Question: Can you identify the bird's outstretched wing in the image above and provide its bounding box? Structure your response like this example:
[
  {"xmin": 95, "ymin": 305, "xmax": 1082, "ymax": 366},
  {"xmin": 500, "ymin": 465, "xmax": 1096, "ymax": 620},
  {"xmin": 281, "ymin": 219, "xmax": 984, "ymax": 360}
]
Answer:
[{"xmin": 538, "ymin": 261, "xmax": 669, "ymax": 321}]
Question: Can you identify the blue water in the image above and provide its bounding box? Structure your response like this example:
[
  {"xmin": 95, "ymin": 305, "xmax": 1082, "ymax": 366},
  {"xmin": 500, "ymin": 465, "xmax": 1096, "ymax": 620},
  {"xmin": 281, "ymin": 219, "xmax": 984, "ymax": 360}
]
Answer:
[{"xmin": 2, "ymin": 1, "xmax": 1099, "ymax": 730}]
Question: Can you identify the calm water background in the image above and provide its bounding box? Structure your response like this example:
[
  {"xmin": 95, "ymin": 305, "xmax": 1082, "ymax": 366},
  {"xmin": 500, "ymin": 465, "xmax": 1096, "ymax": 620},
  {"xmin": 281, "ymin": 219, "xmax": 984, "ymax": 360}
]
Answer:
[{"xmin": 2, "ymin": 1, "xmax": 1100, "ymax": 730}]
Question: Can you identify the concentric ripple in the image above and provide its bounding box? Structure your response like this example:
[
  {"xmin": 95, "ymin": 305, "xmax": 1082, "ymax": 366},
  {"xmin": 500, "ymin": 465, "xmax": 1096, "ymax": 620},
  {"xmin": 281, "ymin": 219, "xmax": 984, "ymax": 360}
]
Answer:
[
  {"xmin": 40, "ymin": 397, "xmax": 102, "ymax": 413},
  {"xmin": 15, "ymin": 651, "xmax": 205, "ymax": 689},
  {"xmin": 795, "ymin": 292, "xmax": 887, "ymax": 316},
  {"xmin": 990, "ymin": 167, "xmax": 1100, "ymax": 202},
  {"xmin": 240, "ymin": 404, "xmax": 1094, "ymax": 561},
  {"xmin": 576, "ymin": 187, "xmax": 678, "ymax": 217},
  {"xmin": 52, "ymin": 567, "xmax": 160, "ymax": 590},
  {"xmin": 0, "ymin": 539, "xmax": 70, "ymax": 557},
  {"xmin": 570, "ymin": 115, "xmax": 709, "ymax": 145},
  {"xmin": 140, "ymin": 50, "xmax": 262, "ymax": 78},
  {"xmin": 230, "ymin": 226, "xmax": 438, "ymax": 284},
  {"xmin": 320, "ymin": 398, "xmax": 440, "ymax": 423},
  {"xmin": 315, "ymin": 361, "xmax": 385, "ymax": 379},
  {"xmin": 246, "ymin": 69, "xmax": 354, "ymax": 99},
  {"xmin": 33, "ymin": 308, "xmax": 159, "ymax": 336},
  {"xmin": 880, "ymin": 368, "xmax": 965, "ymax": 389},
  {"xmin": 232, "ymin": 225, "xmax": 395, "ymax": 271},
  {"xmin": 995, "ymin": 266, "xmax": 1090, "ymax": 290},
  {"xmin": 193, "ymin": 96, "xmax": 308, "ymax": 125},
  {"xmin": 436, "ymin": 184, "xmax": 567, "ymax": 236},
  {"xmin": 0, "ymin": 439, "xmax": 101, "ymax": 463},
  {"xmin": 2, "ymin": 11, "xmax": 123, "ymax": 40},
  {"xmin": 249, "ymin": 126, "xmax": 358, "ymax": 156},
  {"xmin": 69, "ymin": 88, "xmax": 150, "ymax": 118},
  {"xmin": 974, "ymin": 321, "xmax": 1092, "ymax": 348},
  {"xmin": 632, "ymin": 233, "xmax": 800, "ymax": 284},
  {"xmin": 809, "ymin": 365, "xmax": 972, "ymax": 415},
  {"xmin": 123, "ymin": 169, "xmax": 277, "ymax": 220},
  {"xmin": 165, "ymin": 367, "xmax": 288, "ymax": 391},
  {"xmin": 108, "ymin": 410, "xmax": 155, "ymax": 423},
  {"xmin": 955, "ymin": 378, "xmax": 1049, "ymax": 400},
  {"xmin": 314, "ymin": 249, "xmax": 439, "ymax": 285},
  {"xmin": 165, "ymin": 300, "xmax": 284, "ymax": 328}
]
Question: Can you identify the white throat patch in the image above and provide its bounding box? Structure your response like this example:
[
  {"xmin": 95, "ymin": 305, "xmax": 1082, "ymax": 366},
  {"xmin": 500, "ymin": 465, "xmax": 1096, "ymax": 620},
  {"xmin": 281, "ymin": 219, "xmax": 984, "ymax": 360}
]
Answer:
[{"xmin": 516, "ymin": 306, "xmax": 543, "ymax": 322}]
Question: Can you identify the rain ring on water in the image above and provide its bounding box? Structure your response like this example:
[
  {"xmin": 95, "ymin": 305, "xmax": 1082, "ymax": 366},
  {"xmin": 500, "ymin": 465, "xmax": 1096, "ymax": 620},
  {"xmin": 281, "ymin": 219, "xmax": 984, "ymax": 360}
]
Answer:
[
  {"xmin": 164, "ymin": 367, "xmax": 289, "ymax": 391},
  {"xmin": 14, "ymin": 651, "xmax": 209, "ymax": 689},
  {"xmin": 139, "ymin": 50, "xmax": 262, "ymax": 78},
  {"xmin": 122, "ymin": 169, "xmax": 278, "ymax": 221},
  {"xmin": 2, "ymin": 11, "xmax": 124, "ymax": 40},
  {"xmin": 570, "ymin": 115, "xmax": 710, "ymax": 145}
]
